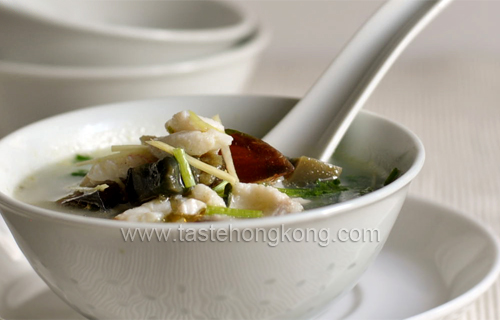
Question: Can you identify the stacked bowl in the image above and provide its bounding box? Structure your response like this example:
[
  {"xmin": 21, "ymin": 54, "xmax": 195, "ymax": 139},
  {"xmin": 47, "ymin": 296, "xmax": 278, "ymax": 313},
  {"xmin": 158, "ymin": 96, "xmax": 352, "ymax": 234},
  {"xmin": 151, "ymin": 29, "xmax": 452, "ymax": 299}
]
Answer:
[{"xmin": 0, "ymin": 0, "xmax": 267, "ymax": 136}]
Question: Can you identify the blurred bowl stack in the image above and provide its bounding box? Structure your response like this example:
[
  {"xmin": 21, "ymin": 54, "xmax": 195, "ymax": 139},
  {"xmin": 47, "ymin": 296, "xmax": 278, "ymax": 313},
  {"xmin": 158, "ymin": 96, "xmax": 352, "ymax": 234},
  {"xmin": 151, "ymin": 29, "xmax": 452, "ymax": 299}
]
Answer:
[{"xmin": 0, "ymin": 0, "xmax": 268, "ymax": 136}]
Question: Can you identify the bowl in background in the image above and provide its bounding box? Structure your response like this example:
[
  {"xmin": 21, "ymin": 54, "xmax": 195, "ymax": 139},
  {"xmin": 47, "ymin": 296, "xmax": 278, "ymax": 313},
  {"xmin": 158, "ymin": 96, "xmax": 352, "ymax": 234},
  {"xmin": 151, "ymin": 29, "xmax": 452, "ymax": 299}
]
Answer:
[
  {"xmin": 0, "ymin": 0, "xmax": 257, "ymax": 66},
  {"xmin": 0, "ymin": 28, "xmax": 269, "ymax": 137},
  {"xmin": 0, "ymin": 95, "xmax": 425, "ymax": 319}
]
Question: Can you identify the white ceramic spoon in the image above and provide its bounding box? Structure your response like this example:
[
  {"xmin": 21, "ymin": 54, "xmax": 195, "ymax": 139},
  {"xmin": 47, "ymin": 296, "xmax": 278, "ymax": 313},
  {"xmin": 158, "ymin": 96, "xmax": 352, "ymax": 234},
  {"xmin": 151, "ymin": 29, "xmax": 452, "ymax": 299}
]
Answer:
[{"xmin": 263, "ymin": 0, "xmax": 454, "ymax": 161}]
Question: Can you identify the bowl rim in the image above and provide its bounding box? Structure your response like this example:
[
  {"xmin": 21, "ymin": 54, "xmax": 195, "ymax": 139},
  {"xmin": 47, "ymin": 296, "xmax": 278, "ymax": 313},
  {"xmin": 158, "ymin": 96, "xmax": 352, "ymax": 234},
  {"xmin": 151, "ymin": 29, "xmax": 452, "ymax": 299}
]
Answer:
[
  {"xmin": 0, "ymin": 95, "xmax": 425, "ymax": 230},
  {"xmin": 0, "ymin": 0, "xmax": 258, "ymax": 43},
  {"xmin": 0, "ymin": 27, "xmax": 270, "ymax": 79}
]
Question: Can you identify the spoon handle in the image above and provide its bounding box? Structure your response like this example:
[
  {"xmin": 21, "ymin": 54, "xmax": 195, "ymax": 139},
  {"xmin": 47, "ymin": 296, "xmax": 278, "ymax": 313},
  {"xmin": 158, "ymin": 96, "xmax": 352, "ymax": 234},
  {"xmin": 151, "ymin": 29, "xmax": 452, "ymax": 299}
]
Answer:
[{"xmin": 263, "ymin": 0, "xmax": 453, "ymax": 161}]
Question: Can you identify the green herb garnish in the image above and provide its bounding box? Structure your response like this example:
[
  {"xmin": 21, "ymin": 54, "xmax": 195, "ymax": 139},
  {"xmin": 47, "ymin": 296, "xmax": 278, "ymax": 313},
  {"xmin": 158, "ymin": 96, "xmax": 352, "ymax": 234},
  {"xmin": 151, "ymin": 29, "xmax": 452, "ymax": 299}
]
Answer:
[
  {"xmin": 173, "ymin": 148, "xmax": 196, "ymax": 188},
  {"xmin": 71, "ymin": 169, "xmax": 88, "ymax": 177},
  {"xmin": 205, "ymin": 206, "xmax": 263, "ymax": 219},
  {"xmin": 383, "ymin": 168, "xmax": 401, "ymax": 186},
  {"xmin": 75, "ymin": 154, "xmax": 92, "ymax": 162},
  {"xmin": 278, "ymin": 179, "xmax": 348, "ymax": 198},
  {"xmin": 213, "ymin": 181, "xmax": 229, "ymax": 198}
]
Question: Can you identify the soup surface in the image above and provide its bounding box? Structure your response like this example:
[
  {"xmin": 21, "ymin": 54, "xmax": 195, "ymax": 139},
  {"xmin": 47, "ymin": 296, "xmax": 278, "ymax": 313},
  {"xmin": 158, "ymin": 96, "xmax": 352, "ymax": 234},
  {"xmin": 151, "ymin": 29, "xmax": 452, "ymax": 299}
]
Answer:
[
  {"xmin": 15, "ymin": 152, "xmax": 389, "ymax": 218},
  {"xmin": 14, "ymin": 111, "xmax": 397, "ymax": 222}
]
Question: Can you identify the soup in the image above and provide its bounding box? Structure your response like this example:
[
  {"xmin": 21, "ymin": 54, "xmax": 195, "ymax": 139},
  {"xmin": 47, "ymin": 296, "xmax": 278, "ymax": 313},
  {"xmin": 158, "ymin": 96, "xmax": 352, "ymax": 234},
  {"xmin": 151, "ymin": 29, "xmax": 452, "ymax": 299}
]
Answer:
[{"xmin": 14, "ymin": 111, "xmax": 398, "ymax": 222}]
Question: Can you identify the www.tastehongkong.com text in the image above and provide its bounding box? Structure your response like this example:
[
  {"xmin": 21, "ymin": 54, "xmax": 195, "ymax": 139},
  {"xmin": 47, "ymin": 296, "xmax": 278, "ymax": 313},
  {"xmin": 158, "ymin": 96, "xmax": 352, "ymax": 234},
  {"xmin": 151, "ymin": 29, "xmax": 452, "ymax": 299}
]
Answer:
[{"xmin": 120, "ymin": 224, "xmax": 381, "ymax": 247}]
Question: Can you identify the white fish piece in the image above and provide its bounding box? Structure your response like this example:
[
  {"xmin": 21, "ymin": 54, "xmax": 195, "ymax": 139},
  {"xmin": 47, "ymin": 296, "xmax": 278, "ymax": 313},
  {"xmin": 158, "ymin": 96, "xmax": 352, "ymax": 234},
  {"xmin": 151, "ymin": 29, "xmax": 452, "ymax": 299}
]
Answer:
[
  {"xmin": 115, "ymin": 198, "xmax": 172, "ymax": 222},
  {"xmin": 188, "ymin": 184, "xmax": 226, "ymax": 207},
  {"xmin": 170, "ymin": 195, "xmax": 206, "ymax": 216},
  {"xmin": 166, "ymin": 110, "xmax": 224, "ymax": 133},
  {"xmin": 159, "ymin": 129, "xmax": 232, "ymax": 156},
  {"xmin": 229, "ymin": 183, "xmax": 304, "ymax": 216},
  {"xmin": 83, "ymin": 152, "xmax": 155, "ymax": 186},
  {"xmin": 115, "ymin": 195, "xmax": 206, "ymax": 222}
]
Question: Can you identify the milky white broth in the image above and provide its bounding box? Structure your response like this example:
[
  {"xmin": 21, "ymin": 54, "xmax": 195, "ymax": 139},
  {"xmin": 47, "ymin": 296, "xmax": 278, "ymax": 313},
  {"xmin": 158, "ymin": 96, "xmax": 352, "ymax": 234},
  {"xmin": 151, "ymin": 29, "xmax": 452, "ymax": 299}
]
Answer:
[
  {"xmin": 14, "ymin": 150, "xmax": 122, "ymax": 219},
  {"xmin": 14, "ymin": 150, "xmax": 388, "ymax": 220}
]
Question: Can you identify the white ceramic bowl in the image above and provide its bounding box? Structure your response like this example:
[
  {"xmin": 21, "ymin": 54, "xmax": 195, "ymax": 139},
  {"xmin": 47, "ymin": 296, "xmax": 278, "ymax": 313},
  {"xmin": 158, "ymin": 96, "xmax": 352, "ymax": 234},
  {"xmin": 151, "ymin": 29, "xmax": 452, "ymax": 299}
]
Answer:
[
  {"xmin": 0, "ymin": 96, "xmax": 424, "ymax": 319},
  {"xmin": 0, "ymin": 0, "xmax": 257, "ymax": 66},
  {"xmin": 0, "ymin": 28, "xmax": 269, "ymax": 137}
]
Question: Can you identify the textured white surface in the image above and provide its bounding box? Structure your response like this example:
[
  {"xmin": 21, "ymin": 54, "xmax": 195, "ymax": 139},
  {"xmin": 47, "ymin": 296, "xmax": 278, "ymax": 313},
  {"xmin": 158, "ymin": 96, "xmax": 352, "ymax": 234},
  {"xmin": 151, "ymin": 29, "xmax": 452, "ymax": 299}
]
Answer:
[
  {"xmin": 2, "ymin": 197, "xmax": 498, "ymax": 319},
  {"xmin": 247, "ymin": 54, "xmax": 500, "ymax": 319}
]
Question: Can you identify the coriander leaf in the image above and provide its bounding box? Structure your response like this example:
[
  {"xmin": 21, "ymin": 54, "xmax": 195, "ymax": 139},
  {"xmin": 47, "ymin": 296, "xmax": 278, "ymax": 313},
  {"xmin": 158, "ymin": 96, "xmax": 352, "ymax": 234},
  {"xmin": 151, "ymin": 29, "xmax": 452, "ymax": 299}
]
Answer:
[{"xmin": 278, "ymin": 179, "xmax": 348, "ymax": 198}]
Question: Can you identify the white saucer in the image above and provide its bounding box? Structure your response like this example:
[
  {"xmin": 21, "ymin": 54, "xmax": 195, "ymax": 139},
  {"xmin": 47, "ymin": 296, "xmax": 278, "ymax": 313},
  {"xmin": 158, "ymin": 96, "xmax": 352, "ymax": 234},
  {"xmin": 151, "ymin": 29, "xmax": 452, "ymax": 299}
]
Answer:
[{"xmin": 1, "ymin": 196, "xmax": 499, "ymax": 320}]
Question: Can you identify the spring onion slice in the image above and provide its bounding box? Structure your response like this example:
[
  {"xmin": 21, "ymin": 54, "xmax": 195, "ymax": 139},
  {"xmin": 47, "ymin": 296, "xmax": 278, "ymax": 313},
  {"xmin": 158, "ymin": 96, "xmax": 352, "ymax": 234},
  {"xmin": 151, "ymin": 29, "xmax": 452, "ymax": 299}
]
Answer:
[
  {"xmin": 205, "ymin": 206, "xmax": 263, "ymax": 219},
  {"xmin": 213, "ymin": 181, "xmax": 229, "ymax": 197},
  {"xmin": 173, "ymin": 148, "xmax": 196, "ymax": 188},
  {"xmin": 383, "ymin": 167, "xmax": 401, "ymax": 186},
  {"xmin": 146, "ymin": 140, "xmax": 237, "ymax": 185}
]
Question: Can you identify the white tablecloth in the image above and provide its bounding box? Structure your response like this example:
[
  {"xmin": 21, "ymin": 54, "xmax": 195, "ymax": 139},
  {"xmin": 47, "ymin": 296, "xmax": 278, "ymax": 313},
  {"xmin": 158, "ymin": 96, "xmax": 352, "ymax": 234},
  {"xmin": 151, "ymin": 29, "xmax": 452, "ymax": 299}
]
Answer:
[{"xmin": 247, "ymin": 54, "xmax": 500, "ymax": 320}]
